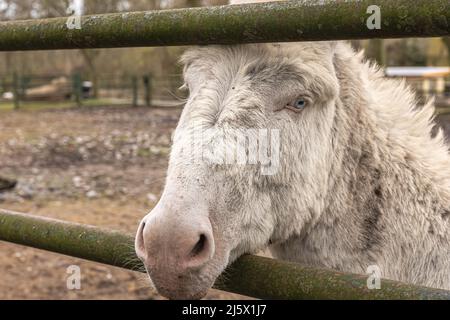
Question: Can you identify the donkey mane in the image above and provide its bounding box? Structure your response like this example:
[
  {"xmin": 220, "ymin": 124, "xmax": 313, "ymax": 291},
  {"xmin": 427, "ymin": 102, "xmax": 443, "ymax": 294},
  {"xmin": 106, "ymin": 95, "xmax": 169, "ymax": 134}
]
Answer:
[{"xmin": 270, "ymin": 42, "xmax": 450, "ymax": 289}]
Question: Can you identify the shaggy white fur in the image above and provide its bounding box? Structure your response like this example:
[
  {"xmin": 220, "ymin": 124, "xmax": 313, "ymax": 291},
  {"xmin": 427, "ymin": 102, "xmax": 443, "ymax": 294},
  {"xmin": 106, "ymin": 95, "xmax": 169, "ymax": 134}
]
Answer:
[{"xmin": 177, "ymin": 41, "xmax": 450, "ymax": 291}]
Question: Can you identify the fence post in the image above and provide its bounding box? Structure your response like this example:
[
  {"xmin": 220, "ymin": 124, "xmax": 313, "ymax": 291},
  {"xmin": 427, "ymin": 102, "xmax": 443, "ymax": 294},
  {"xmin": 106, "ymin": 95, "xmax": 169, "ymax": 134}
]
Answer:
[
  {"xmin": 20, "ymin": 75, "xmax": 30, "ymax": 102},
  {"xmin": 132, "ymin": 76, "xmax": 138, "ymax": 107},
  {"xmin": 12, "ymin": 73, "xmax": 20, "ymax": 110},
  {"xmin": 72, "ymin": 73, "xmax": 82, "ymax": 107},
  {"xmin": 143, "ymin": 74, "xmax": 152, "ymax": 107}
]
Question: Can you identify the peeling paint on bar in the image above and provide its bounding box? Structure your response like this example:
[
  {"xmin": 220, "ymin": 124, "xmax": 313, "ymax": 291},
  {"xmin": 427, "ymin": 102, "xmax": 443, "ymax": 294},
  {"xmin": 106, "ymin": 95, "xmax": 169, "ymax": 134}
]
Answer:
[
  {"xmin": 0, "ymin": 209, "xmax": 449, "ymax": 300},
  {"xmin": 0, "ymin": 0, "xmax": 449, "ymax": 51}
]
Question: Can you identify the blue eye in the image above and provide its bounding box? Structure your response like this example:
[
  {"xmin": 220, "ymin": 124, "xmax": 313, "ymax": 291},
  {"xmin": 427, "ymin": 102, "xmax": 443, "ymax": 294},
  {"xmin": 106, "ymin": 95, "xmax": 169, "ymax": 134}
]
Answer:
[
  {"xmin": 284, "ymin": 97, "xmax": 309, "ymax": 112},
  {"xmin": 294, "ymin": 98, "xmax": 307, "ymax": 109}
]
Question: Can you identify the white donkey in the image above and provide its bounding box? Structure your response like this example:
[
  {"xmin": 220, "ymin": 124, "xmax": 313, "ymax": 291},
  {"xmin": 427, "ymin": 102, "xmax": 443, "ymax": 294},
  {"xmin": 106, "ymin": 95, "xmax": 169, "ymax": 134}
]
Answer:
[{"xmin": 135, "ymin": 39, "xmax": 450, "ymax": 299}]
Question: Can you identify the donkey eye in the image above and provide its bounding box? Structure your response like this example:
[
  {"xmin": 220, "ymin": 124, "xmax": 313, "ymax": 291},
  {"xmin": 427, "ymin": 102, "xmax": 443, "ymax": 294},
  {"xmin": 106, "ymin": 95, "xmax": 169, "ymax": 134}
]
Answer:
[
  {"xmin": 286, "ymin": 97, "xmax": 309, "ymax": 112},
  {"xmin": 294, "ymin": 99, "xmax": 306, "ymax": 109}
]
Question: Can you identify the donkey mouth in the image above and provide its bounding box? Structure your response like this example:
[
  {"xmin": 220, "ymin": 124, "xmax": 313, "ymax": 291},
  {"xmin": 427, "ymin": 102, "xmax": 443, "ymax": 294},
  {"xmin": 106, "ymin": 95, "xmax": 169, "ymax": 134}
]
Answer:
[
  {"xmin": 150, "ymin": 274, "xmax": 213, "ymax": 300},
  {"xmin": 163, "ymin": 288, "xmax": 209, "ymax": 300}
]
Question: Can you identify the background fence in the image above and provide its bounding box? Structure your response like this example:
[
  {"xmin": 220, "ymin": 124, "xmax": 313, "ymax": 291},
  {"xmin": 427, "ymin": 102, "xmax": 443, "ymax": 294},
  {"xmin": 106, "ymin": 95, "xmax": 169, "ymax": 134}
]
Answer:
[
  {"xmin": 0, "ymin": 73, "xmax": 184, "ymax": 109},
  {"xmin": 1, "ymin": 72, "xmax": 449, "ymax": 111}
]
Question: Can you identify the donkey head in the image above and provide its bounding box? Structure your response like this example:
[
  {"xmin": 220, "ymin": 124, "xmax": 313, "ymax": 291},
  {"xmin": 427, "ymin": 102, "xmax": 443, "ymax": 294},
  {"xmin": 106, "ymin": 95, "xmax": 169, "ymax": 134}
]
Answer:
[{"xmin": 135, "ymin": 42, "xmax": 341, "ymax": 299}]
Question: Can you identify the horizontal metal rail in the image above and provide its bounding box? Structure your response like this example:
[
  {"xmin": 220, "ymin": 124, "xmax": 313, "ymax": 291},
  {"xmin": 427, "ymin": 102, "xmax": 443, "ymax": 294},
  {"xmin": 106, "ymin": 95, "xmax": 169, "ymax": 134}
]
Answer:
[
  {"xmin": 0, "ymin": 0, "xmax": 449, "ymax": 51},
  {"xmin": 0, "ymin": 208, "xmax": 449, "ymax": 299}
]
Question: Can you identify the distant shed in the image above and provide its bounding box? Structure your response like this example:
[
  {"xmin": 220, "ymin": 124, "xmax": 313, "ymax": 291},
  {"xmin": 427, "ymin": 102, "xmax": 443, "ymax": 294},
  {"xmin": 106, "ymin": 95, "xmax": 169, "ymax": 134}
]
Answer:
[
  {"xmin": 385, "ymin": 67, "xmax": 450, "ymax": 103},
  {"xmin": 385, "ymin": 67, "xmax": 450, "ymax": 78}
]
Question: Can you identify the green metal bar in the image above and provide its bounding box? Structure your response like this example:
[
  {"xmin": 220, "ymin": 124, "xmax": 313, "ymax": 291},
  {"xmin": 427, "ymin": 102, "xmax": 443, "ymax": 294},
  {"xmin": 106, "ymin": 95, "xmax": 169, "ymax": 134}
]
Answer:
[
  {"xmin": 0, "ymin": 0, "xmax": 448, "ymax": 51},
  {"xmin": 0, "ymin": 209, "xmax": 449, "ymax": 300}
]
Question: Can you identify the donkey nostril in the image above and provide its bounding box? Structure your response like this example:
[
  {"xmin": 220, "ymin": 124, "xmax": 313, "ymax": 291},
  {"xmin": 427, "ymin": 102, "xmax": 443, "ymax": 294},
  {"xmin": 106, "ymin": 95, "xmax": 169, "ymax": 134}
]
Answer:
[
  {"xmin": 184, "ymin": 231, "xmax": 214, "ymax": 269},
  {"xmin": 136, "ymin": 220, "xmax": 146, "ymax": 256},
  {"xmin": 190, "ymin": 234, "xmax": 206, "ymax": 257}
]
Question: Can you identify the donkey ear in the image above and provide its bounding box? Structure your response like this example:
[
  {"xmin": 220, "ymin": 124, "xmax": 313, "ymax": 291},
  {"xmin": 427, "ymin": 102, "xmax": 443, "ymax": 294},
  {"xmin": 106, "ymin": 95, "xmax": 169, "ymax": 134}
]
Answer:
[
  {"xmin": 329, "ymin": 41, "xmax": 338, "ymax": 51},
  {"xmin": 309, "ymin": 41, "xmax": 339, "ymax": 74},
  {"xmin": 306, "ymin": 41, "xmax": 338, "ymax": 64},
  {"xmin": 328, "ymin": 41, "xmax": 338, "ymax": 57},
  {"xmin": 329, "ymin": 41, "xmax": 340, "ymax": 69},
  {"xmin": 318, "ymin": 41, "xmax": 338, "ymax": 64},
  {"xmin": 315, "ymin": 41, "xmax": 341, "ymax": 101}
]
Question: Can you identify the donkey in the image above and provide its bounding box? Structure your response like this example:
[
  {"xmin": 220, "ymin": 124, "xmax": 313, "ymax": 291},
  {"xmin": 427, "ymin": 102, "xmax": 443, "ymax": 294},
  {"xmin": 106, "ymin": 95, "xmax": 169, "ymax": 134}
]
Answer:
[{"xmin": 135, "ymin": 41, "xmax": 450, "ymax": 299}]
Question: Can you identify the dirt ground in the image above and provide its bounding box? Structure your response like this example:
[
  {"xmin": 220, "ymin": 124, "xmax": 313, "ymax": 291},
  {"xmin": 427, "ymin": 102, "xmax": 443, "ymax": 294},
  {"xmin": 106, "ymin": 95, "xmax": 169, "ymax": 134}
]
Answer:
[{"xmin": 0, "ymin": 105, "xmax": 245, "ymax": 300}]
